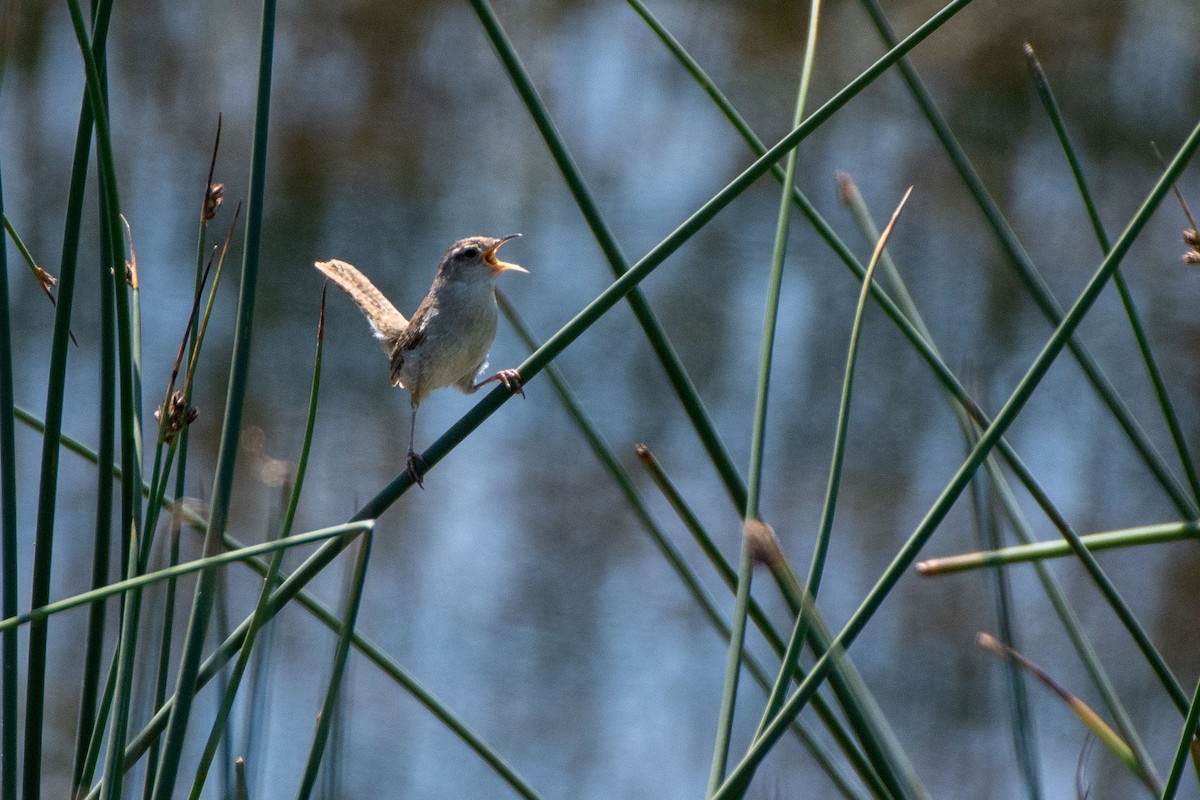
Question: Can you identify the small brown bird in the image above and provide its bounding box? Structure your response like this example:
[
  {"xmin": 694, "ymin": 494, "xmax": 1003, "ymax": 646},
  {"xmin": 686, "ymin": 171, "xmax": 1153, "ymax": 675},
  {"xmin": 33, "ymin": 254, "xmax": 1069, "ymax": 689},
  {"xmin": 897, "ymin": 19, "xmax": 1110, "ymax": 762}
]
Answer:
[{"xmin": 315, "ymin": 234, "xmax": 527, "ymax": 486}]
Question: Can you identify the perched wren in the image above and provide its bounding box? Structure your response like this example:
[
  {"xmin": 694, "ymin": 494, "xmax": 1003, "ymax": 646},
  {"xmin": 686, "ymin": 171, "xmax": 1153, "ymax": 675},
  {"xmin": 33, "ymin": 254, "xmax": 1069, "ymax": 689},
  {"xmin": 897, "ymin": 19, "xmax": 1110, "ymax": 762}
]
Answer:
[{"xmin": 315, "ymin": 234, "xmax": 527, "ymax": 486}]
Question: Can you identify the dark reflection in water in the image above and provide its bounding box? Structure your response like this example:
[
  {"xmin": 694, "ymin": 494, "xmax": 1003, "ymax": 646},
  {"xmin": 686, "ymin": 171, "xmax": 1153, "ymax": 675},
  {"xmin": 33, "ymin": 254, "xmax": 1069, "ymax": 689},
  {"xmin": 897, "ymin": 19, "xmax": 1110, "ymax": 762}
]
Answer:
[{"xmin": 3, "ymin": 0, "xmax": 1200, "ymax": 797}]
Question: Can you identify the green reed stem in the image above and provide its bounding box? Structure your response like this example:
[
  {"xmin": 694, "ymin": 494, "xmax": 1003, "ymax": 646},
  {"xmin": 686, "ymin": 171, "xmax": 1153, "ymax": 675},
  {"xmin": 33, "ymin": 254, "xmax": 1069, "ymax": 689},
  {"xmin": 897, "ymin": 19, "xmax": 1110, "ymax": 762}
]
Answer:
[
  {"xmin": 0, "ymin": 524, "xmax": 367, "ymax": 634},
  {"xmin": 97, "ymin": 526, "xmax": 543, "ymax": 800},
  {"xmin": 919, "ymin": 521, "xmax": 1200, "ymax": 574}
]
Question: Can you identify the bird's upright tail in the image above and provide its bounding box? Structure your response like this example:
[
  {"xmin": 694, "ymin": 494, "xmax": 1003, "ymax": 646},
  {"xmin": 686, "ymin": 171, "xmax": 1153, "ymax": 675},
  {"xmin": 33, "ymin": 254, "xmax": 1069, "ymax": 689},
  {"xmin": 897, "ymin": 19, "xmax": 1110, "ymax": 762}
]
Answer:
[{"xmin": 314, "ymin": 259, "xmax": 409, "ymax": 342}]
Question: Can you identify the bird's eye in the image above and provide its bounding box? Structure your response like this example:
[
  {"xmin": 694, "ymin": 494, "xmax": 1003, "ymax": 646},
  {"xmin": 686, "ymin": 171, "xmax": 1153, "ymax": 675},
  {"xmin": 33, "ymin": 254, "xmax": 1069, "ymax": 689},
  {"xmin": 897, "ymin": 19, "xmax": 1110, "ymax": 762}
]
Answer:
[{"xmin": 459, "ymin": 246, "xmax": 480, "ymax": 259}]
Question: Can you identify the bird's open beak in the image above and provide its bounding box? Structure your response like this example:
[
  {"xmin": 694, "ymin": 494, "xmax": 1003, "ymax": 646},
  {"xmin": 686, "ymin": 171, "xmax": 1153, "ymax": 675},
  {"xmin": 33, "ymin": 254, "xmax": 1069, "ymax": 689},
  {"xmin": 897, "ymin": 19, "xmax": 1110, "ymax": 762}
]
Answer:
[{"xmin": 485, "ymin": 233, "xmax": 528, "ymax": 274}]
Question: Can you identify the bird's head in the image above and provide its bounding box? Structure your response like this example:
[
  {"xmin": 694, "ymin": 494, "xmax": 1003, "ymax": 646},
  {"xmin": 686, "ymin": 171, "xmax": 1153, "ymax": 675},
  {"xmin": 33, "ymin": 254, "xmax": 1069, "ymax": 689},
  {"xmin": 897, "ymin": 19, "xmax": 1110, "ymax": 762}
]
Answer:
[{"xmin": 437, "ymin": 234, "xmax": 527, "ymax": 281}]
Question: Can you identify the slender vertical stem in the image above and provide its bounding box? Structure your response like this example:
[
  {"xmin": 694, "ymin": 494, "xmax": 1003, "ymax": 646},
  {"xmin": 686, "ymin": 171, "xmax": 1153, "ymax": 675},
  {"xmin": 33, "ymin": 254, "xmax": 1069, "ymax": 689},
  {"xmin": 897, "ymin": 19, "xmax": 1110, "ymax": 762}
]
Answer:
[
  {"xmin": 23, "ymin": 0, "xmax": 113, "ymax": 784},
  {"xmin": 0, "ymin": 77, "xmax": 19, "ymax": 800},
  {"xmin": 71, "ymin": 198, "xmax": 117, "ymax": 795},
  {"xmin": 709, "ymin": 6, "xmax": 822, "ymax": 793},
  {"xmin": 149, "ymin": 1, "xmax": 275, "ymax": 795},
  {"xmin": 295, "ymin": 531, "xmax": 372, "ymax": 800}
]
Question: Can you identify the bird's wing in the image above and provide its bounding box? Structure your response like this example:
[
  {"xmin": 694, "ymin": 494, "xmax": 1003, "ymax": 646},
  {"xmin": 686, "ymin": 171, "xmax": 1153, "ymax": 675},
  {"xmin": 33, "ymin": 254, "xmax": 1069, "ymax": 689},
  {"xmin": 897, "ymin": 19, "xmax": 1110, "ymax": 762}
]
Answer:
[
  {"xmin": 314, "ymin": 259, "xmax": 408, "ymax": 340},
  {"xmin": 389, "ymin": 299, "xmax": 434, "ymax": 388}
]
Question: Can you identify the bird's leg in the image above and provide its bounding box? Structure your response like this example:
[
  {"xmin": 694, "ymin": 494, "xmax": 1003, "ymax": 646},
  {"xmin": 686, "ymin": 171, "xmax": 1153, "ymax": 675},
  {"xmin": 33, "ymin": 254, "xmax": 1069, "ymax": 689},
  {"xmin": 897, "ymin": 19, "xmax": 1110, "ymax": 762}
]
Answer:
[
  {"xmin": 473, "ymin": 368, "xmax": 525, "ymax": 398},
  {"xmin": 406, "ymin": 403, "xmax": 425, "ymax": 488}
]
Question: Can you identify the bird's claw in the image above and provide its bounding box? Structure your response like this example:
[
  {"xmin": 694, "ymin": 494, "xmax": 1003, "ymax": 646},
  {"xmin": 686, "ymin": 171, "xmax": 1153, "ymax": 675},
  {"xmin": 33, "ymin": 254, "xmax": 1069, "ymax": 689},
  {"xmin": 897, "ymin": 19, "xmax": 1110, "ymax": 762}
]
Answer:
[
  {"xmin": 495, "ymin": 368, "xmax": 525, "ymax": 398},
  {"xmin": 407, "ymin": 450, "xmax": 426, "ymax": 489}
]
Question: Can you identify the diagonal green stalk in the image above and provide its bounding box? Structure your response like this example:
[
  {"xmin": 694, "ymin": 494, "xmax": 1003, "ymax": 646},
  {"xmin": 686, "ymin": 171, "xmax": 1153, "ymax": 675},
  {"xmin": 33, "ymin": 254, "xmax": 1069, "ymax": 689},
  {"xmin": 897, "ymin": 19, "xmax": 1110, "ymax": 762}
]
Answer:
[
  {"xmin": 857, "ymin": 0, "xmax": 1194, "ymax": 518},
  {"xmin": 1, "ymin": 213, "xmax": 78, "ymax": 344},
  {"xmin": 712, "ymin": 118, "xmax": 1200, "ymax": 800},
  {"xmin": 150, "ymin": 0, "xmax": 276, "ymax": 795},
  {"xmin": 1, "ymin": 214, "xmax": 46, "ymax": 285},
  {"xmin": 0, "ymin": 524, "xmax": 369, "ymax": 634},
  {"xmin": 1159, "ymin": 674, "xmax": 1200, "ymax": 799},
  {"xmin": 10, "ymin": 399, "xmax": 546, "ymax": 800},
  {"xmin": 99, "ymin": 565, "xmax": 543, "ymax": 800}
]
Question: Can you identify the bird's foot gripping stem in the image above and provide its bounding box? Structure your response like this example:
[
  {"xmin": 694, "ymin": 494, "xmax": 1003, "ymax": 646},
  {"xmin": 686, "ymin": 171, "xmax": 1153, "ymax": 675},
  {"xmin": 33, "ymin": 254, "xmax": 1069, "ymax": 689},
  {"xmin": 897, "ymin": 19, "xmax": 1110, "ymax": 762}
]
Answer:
[
  {"xmin": 406, "ymin": 449, "xmax": 426, "ymax": 489},
  {"xmin": 475, "ymin": 368, "xmax": 525, "ymax": 398}
]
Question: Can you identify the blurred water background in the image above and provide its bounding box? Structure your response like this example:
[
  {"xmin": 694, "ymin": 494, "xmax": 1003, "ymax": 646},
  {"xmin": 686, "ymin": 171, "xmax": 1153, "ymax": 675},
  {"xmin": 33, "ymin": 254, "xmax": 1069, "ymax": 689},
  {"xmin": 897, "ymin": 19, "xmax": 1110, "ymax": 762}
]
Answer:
[{"xmin": 3, "ymin": 0, "xmax": 1200, "ymax": 797}]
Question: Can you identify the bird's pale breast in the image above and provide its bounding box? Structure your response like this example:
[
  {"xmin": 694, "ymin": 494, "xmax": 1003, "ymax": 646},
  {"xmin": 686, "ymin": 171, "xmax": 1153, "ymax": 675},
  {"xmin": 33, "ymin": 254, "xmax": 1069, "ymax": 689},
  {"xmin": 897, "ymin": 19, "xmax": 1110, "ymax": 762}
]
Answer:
[{"xmin": 397, "ymin": 279, "xmax": 499, "ymax": 402}]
